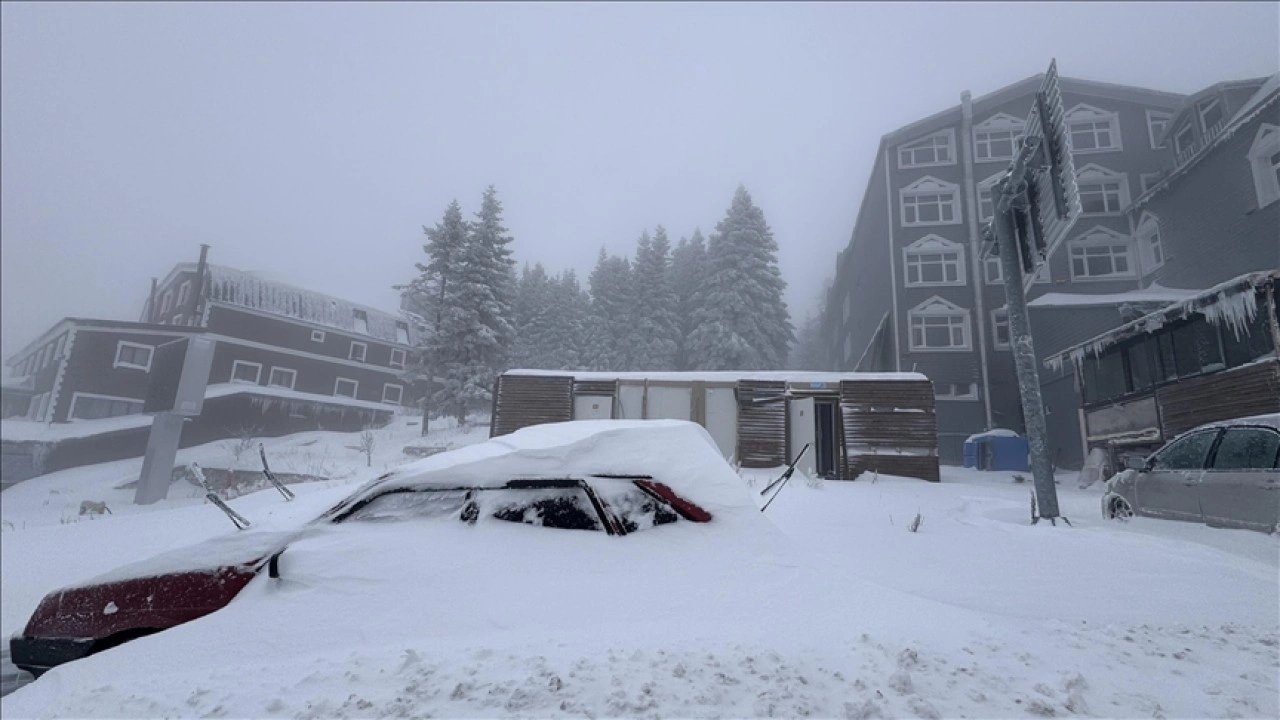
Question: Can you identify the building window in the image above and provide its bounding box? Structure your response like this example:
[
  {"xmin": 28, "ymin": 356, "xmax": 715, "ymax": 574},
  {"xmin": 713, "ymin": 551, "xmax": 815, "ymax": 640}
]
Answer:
[
  {"xmin": 177, "ymin": 281, "xmax": 191, "ymax": 308},
  {"xmin": 991, "ymin": 307, "xmax": 1011, "ymax": 350},
  {"xmin": 1075, "ymin": 164, "xmax": 1129, "ymax": 215},
  {"xmin": 53, "ymin": 334, "xmax": 66, "ymax": 361},
  {"xmin": 1247, "ymin": 124, "xmax": 1280, "ymax": 208},
  {"xmin": 113, "ymin": 341, "xmax": 154, "ymax": 372},
  {"xmin": 68, "ymin": 392, "xmax": 144, "ymax": 421},
  {"xmin": 383, "ymin": 383, "xmax": 404, "ymax": 405},
  {"xmin": 934, "ymin": 382, "xmax": 978, "ymax": 401},
  {"xmin": 352, "ymin": 309, "xmax": 369, "ymax": 334},
  {"xmin": 1198, "ymin": 97, "xmax": 1225, "ymax": 136},
  {"xmin": 897, "ymin": 130, "xmax": 955, "ymax": 169},
  {"xmin": 230, "ymin": 360, "xmax": 262, "ymax": 384},
  {"xmin": 1134, "ymin": 212, "xmax": 1164, "ymax": 273},
  {"xmin": 1173, "ymin": 123, "xmax": 1195, "ymax": 159},
  {"xmin": 389, "ymin": 348, "xmax": 406, "ymax": 369},
  {"xmin": 267, "ymin": 367, "xmax": 297, "ymax": 390},
  {"xmin": 311, "ymin": 329, "xmax": 326, "ymax": 343},
  {"xmin": 334, "ymin": 377, "xmax": 359, "ymax": 399},
  {"xmin": 395, "ymin": 321, "xmax": 410, "ymax": 345},
  {"xmin": 1065, "ymin": 104, "xmax": 1121, "ymax": 153},
  {"xmin": 349, "ymin": 341, "xmax": 367, "ymax": 362},
  {"xmin": 1139, "ymin": 172, "xmax": 1163, "ymax": 195},
  {"xmin": 899, "ymin": 177, "xmax": 961, "ymax": 226},
  {"xmin": 1146, "ymin": 110, "xmax": 1173, "ymax": 149},
  {"xmin": 984, "ymin": 257, "xmax": 1048, "ymax": 285},
  {"xmin": 973, "ymin": 113, "xmax": 1024, "ymax": 163},
  {"xmin": 160, "ymin": 291, "xmax": 173, "ymax": 315},
  {"xmin": 907, "ymin": 297, "xmax": 971, "ymax": 351},
  {"xmin": 977, "ymin": 172, "xmax": 1004, "ymax": 221},
  {"xmin": 903, "ymin": 235, "xmax": 966, "ymax": 286},
  {"xmin": 1068, "ymin": 228, "xmax": 1135, "ymax": 280}
]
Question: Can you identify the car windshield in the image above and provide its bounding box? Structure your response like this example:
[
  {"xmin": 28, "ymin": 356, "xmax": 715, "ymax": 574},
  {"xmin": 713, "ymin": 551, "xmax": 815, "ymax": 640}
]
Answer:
[{"xmin": 340, "ymin": 485, "xmax": 605, "ymax": 532}]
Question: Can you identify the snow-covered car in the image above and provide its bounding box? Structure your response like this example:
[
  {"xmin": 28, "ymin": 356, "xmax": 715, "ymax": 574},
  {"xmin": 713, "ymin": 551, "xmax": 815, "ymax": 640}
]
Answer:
[
  {"xmin": 1102, "ymin": 413, "xmax": 1280, "ymax": 533},
  {"xmin": 9, "ymin": 420, "xmax": 748, "ymax": 678}
]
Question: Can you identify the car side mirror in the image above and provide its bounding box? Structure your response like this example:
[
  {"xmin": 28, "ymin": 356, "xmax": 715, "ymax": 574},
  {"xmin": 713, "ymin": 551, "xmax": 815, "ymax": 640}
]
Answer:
[
  {"xmin": 268, "ymin": 549, "xmax": 286, "ymax": 579},
  {"xmin": 1123, "ymin": 455, "xmax": 1149, "ymax": 472}
]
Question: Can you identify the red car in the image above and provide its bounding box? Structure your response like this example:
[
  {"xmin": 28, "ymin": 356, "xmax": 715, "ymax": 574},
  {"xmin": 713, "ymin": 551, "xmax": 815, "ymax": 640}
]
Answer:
[{"xmin": 10, "ymin": 473, "xmax": 710, "ymax": 676}]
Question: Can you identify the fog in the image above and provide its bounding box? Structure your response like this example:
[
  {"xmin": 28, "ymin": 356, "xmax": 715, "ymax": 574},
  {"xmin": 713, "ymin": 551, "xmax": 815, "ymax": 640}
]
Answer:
[{"xmin": 2, "ymin": 2, "xmax": 1277, "ymax": 358}]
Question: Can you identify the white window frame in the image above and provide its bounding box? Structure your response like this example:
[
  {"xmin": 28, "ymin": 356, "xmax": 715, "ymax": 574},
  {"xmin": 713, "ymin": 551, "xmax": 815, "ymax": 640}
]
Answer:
[
  {"xmin": 1173, "ymin": 123, "xmax": 1195, "ymax": 158},
  {"xmin": 1139, "ymin": 172, "xmax": 1163, "ymax": 195},
  {"xmin": 389, "ymin": 348, "xmax": 406, "ymax": 369},
  {"xmin": 113, "ymin": 341, "xmax": 155, "ymax": 372},
  {"xmin": 1075, "ymin": 164, "xmax": 1130, "ymax": 216},
  {"xmin": 897, "ymin": 129, "xmax": 956, "ymax": 169},
  {"xmin": 902, "ymin": 235, "xmax": 967, "ymax": 287},
  {"xmin": 68, "ymin": 391, "xmax": 145, "ymax": 421},
  {"xmin": 267, "ymin": 366, "xmax": 297, "ymax": 390},
  {"xmin": 311, "ymin": 329, "xmax": 326, "ymax": 343},
  {"xmin": 1247, "ymin": 124, "xmax": 1280, "ymax": 209},
  {"xmin": 1146, "ymin": 110, "xmax": 1173, "ymax": 149},
  {"xmin": 1134, "ymin": 212, "xmax": 1165, "ymax": 274},
  {"xmin": 1198, "ymin": 97, "xmax": 1225, "ymax": 135},
  {"xmin": 972, "ymin": 113, "xmax": 1025, "ymax": 163},
  {"xmin": 349, "ymin": 341, "xmax": 367, "ymax": 363},
  {"xmin": 907, "ymin": 296, "xmax": 972, "ymax": 352},
  {"xmin": 176, "ymin": 281, "xmax": 191, "ymax": 308},
  {"xmin": 984, "ymin": 257, "xmax": 1049, "ymax": 285},
  {"xmin": 395, "ymin": 322, "xmax": 410, "ymax": 345},
  {"xmin": 1065, "ymin": 104, "xmax": 1122, "ymax": 154},
  {"xmin": 334, "ymin": 377, "xmax": 359, "ymax": 399},
  {"xmin": 934, "ymin": 382, "xmax": 979, "ymax": 401},
  {"xmin": 1067, "ymin": 227, "xmax": 1136, "ymax": 281},
  {"xmin": 899, "ymin": 176, "xmax": 961, "ymax": 227},
  {"xmin": 352, "ymin": 309, "xmax": 369, "ymax": 335},
  {"xmin": 977, "ymin": 171, "xmax": 1004, "ymax": 222},
  {"xmin": 991, "ymin": 307, "xmax": 1011, "ymax": 350},
  {"xmin": 382, "ymin": 383, "xmax": 404, "ymax": 405},
  {"xmin": 230, "ymin": 360, "xmax": 263, "ymax": 385}
]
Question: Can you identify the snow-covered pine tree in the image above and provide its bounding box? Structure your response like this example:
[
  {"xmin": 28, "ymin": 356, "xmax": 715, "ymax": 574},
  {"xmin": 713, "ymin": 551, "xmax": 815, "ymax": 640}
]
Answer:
[
  {"xmin": 687, "ymin": 185, "xmax": 794, "ymax": 371},
  {"xmin": 670, "ymin": 229, "xmax": 708, "ymax": 371},
  {"xmin": 470, "ymin": 185, "xmax": 518, "ymax": 371},
  {"xmin": 511, "ymin": 263, "xmax": 553, "ymax": 369},
  {"xmin": 631, "ymin": 226, "xmax": 680, "ymax": 370},
  {"xmin": 587, "ymin": 248, "xmax": 637, "ymax": 371}
]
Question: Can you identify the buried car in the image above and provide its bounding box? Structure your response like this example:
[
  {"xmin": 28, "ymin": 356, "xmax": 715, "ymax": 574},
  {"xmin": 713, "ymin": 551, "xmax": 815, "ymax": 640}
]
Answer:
[
  {"xmin": 9, "ymin": 420, "xmax": 748, "ymax": 678},
  {"xmin": 1102, "ymin": 413, "xmax": 1280, "ymax": 533}
]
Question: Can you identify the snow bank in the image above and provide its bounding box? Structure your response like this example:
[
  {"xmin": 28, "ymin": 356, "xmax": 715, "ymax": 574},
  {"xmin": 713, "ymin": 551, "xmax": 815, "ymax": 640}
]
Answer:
[
  {"xmin": 964, "ymin": 427, "xmax": 1020, "ymax": 442},
  {"xmin": 506, "ymin": 369, "xmax": 929, "ymax": 383}
]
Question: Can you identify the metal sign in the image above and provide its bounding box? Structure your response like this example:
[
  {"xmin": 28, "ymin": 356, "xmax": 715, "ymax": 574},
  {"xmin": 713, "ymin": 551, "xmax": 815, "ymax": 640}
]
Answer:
[
  {"xmin": 1020, "ymin": 59, "xmax": 1081, "ymax": 289},
  {"xmin": 144, "ymin": 335, "xmax": 216, "ymax": 416}
]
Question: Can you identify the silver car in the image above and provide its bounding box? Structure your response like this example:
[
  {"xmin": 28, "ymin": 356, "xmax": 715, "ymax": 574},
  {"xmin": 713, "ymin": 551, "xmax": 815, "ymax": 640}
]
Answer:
[{"xmin": 1103, "ymin": 414, "xmax": 1280, "ymax": 533}]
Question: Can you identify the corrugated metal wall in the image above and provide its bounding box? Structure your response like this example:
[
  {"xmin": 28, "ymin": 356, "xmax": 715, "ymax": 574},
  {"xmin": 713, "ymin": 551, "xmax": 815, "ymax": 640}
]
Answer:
[
  {"xmin": 736, "ymin": 380, "xmax": 788, "ymax": 468},
  {"xmin": 839, "ymin": 378, "xmax": 940, "ymax": 482},
  {"xmin": 490, "ymin": 374, "xmax": 574, "ymax": 438}
]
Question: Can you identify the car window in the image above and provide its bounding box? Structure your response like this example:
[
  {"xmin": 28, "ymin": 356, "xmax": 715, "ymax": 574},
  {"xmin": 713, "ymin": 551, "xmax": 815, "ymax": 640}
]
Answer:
[
  {"xmin": 1151, "ymin": 430, "xmax": 1218, "ymax": 471},
  {"xmin": 343, "ymin": 489, "xmax": 469, "ymax": 522},
  {"xmin": 1211, "ymin": 428, "xmax": 1280, "ymax": 471},
  {"xmin": 479, "ymin": 488, "xmax": 603, "ymax": 532},
  {"xmin": 594, "ymin": 483, "xmax": 679, "ymax": 533}
]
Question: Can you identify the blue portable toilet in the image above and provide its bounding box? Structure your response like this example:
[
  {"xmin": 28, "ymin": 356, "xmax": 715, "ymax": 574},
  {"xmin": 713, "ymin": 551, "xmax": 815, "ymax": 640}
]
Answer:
[{"xmin": 963, "ymin": 429, "xmax": 1029, "ymax": 472}]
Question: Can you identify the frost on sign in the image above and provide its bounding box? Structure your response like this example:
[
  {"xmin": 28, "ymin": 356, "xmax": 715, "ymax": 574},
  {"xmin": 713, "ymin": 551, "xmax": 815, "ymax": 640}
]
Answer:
[{"xmin": 102, "ymin": 601, "xmax": 119, "ymax": 615}]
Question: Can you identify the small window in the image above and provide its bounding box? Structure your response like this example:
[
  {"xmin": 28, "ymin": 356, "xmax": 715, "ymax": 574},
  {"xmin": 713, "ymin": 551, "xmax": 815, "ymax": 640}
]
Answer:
[
  {"xmin": 907, "ymin": 297, "xmax": 971, "ymax": 351},
  {"xmin": 1173, "ymin": 123, "xmax": 1195, "ymax": 159},
  {"xmin": 1151, "ymin": 430, "xmax": 1218, "ymax": 471},
  {"xmin": 934, "ymin": 382, "xmax": 978, "ymax": 401},
  {"xmin": 311, "ymin": 330, "xmax": 326, "ymax": 343},
  {"xmin": 1065, "ymin": 104, "xmax": 1121, "ymax": 153},
  {"xmin": 1134, "ymin": 213, "xmax": 1164, "ymax": 273},
  {"xmin": 1221, "ymin": 307, "xmax": 1275, "ymax": 368},
  {"xmin": 1075, "ymin": 165, "xmax": 1128, "ymax": 215},
  {"xmin": 382, "ymin": 383, "xmax": 403, "ymax": 405},
  {"xmin": 1198, "ymin": 97, "xmax": 1224, "ymax": 136},
  {"xmin": 1082, "ymin": 349, "xmax": 1126, "ymax": 404},
  {"xmin": 898, "ymin": 130, "xmax": 955, "ymax": 168},
  {"xmin": 395, "ymin": 321, "xmax": 410, "ymax": 345},
  {"xmin": 1247, "ymin": 124, "xmax": 1280, "ymax": 209},
  {"xmin": 230, "ymin": 360, "xmax": 262, "ymax": 384},
  {"xmin": 902, "ymin": 235, "xmax": 966, "ymax": 287},
  {"xmin": 1211, "ymin": 428, "xmax": 1280, "ymax": 471},
  {"xmin": 334, "ymin": 377, "xmax": 359, "ymax": 398},
  {"xmin": 177, "ymin": 281, "xmax": 191, "ymax": 308},
  {"xmin": 1171, "ymin": 317, "xmax": 1224, "ymax": 377},
  {"xmin": 267, "ymin": 367, "xmax": 297, "ymax": 390},
  {"xmin": 389, "ymin": 348, "xmax": 406, "ymax": 369},
  {"xmin": 160, "ymin": 290, "xmax": 173, "ymax": 314},
  {"xmin": 1146, "ymin": 110, "xmax": 1173, "ymax": 149},
  {"xmin": 973, "ymin": 114, "xmax": 1024, "ymax": 163},
  {"xmin": 349, "ymin": 342, "xmax": 367, "ymax": 362},
  {"xmin": 353, "ymin": 309, "xmax": 369, "ymax": 335},
  {"xmin": 1124, "ymin": 339, "xmax": 1155, "ymax": 393},
  {"xmin": 1068, "ymin": 229, "xmax": 1135, "ymax": 280},
  {"xmin": 991, "ymin": 307, "xmax": 1010, "ymax": 350},
  {"xmin": 53, "ymin": 334, "xmax": 66, "ymax": 361},
  {"xmin": 899, "ymin": 177, "xmax": 961, "ymax": 227},
  {"xmin": 114, "ymin": 341, "xmax": 154, "ymax": 372}
]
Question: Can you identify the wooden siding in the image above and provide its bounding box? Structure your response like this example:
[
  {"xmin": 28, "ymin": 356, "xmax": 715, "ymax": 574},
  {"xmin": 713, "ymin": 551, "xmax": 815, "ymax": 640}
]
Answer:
[
  {"xmin": 840, "ymin": 378, "xmax": 940, "ymax": 482},
  {"xmin": 206, "ymin": 342, "xmax": 402, "ymax": 406},
  {"xmin": 205, "ymin": 305, "xmax": 407, "ymax": 367},
  {"xmin": 735, "ymin": 380, "xmax": 787, "ymax": 468},
  {"xmin": 573, "ymin": 379, "xmax": 618, "ymax": 397},
  {"xmin": 490, "ymin": 374, "xmax": 573, "ymax": 438},
  {"xmin": 1156, "ymin": 359, "xmax": 1280, "ymax": 437},
  {"xmin": 53, "ymin": 328, "xmax": 191, "ymax": 422}
]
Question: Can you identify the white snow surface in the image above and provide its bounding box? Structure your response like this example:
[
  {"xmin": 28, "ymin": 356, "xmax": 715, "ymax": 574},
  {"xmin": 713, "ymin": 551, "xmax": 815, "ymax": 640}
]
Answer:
[
  {"xmin": 1027, "ymin": 285, "xmax": 1200, "ymax": 308},
  {"xmin": 964, "ymin": 428, "xmax": 1021, "ymax": 442},
  {"xmin": 506, "ymin": 369, "xmax": 928, "ymax": 383},
  {"xmin": 2, "ymin": 421, "xmax": 1277, "ymax": 719}
]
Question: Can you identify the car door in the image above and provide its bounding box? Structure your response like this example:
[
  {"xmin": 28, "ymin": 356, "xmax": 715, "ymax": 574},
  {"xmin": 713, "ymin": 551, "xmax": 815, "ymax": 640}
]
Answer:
[
  {"xmin": 1139, "ymin": 429, "xmax": 1219, "ymax": 521},
  {"xmin": 1198, "ymin": 426, "xmax": 1280, "ymax": 532}
]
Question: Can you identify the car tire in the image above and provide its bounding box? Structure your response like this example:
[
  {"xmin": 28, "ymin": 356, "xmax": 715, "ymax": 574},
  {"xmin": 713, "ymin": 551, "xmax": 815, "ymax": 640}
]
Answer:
[{"xmin": 1107, "ymin": 496, "xmax": 1134, "ymax": 520}]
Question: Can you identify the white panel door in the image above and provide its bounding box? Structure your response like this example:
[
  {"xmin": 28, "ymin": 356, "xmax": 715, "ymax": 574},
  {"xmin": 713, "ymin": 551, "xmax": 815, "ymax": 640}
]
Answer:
[
  {"xmin": 704, "ymin": 387, "xmax": 739, "ymax": 462},
  {"xmin": 618, "ymin": 384, "xmax": 645, "ymax": 419},
  {"xmin": 788, "ymin": 397, "xmax": 816, "ymax": 478},
  {"xmin": 573, "ymin": 395, "xmax": 613, "ymax": 420},
  {"xmin": 647, "ymin": 386, "xmax": 692, "ymax": 420}
]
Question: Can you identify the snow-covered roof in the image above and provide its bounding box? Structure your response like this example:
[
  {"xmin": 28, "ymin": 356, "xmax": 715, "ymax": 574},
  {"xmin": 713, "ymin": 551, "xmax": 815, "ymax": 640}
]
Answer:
[
  {"xmin": 965, "ymin": 428, "xmax": 1021, "ymax": 443},
  {"xmin": 1045, "ymin": 269, "xmax": 1280, "ymax": 372},
  {"xmin": 1027, "ymin": 285, "xmax": 1201, "ymax": 309},
  {"xmin": 204, "ymin": 383, "xmax": 399, "ymax": 413},
  {"xmin": 504, "ymin": 370, "xmax": 929, "ymax": 384},
  {"xmin": 191, "ymin": 264, "xmax": 415, "ymax": 345}
]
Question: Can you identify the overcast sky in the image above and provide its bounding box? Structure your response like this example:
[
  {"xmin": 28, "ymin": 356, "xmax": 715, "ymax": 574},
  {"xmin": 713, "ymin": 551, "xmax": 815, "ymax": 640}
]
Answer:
[{"xmin": 2, "ymin": 2, "xmax": 1277, "ymax": 358}]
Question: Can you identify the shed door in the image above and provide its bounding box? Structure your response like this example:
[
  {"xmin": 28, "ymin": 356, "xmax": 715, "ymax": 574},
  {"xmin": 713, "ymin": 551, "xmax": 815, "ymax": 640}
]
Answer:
[
  {"xmin": 573, "ymin": 395, "xmax": 613, "ymax": 420},
  {"xmin": 704, "ymin": 387, "xmax": 738, "ymax": 461},
  {"xmin": 788, "ymin": 397, "xmax": 816, "ymax": 478}
]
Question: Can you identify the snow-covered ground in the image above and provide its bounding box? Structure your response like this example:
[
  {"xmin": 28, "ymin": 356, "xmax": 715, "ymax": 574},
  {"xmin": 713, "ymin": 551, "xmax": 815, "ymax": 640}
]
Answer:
[{"xmin": 2, "ymin": 420, "xmax": 1276, "ymax": 719}]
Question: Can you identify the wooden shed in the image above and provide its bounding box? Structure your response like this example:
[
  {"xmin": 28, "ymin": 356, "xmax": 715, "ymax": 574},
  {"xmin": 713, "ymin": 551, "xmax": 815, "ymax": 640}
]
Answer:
[{"xmin": 490, "ymin": 371, "xmax": 939, "ymax": 482}]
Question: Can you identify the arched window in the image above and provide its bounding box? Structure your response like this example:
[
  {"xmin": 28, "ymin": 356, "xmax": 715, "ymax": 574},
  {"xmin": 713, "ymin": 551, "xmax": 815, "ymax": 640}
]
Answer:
[
  {"xmin": 907, "ymin": 296, "xmax": 972, "ymax": 351},
  {"xmin": 902, "ymin": 235, "xmax": 966, "ymax": 287}
]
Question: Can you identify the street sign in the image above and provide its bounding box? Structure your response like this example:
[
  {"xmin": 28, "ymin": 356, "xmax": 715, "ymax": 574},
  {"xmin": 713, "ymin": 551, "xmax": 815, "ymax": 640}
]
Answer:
[
  {"xmin": 144, "ymin": 336, "xmax": 215, "ymax": 416},
  {"xmin": 1019, "ymin": 59, "xmax": 1082, "ymax": 289}
]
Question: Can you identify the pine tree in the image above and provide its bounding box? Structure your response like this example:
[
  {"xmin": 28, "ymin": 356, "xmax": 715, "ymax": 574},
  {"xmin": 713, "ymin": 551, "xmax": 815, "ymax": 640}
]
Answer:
[
  {"xmin": 671, "ymin": 229, "xmax": 708, "ymax": 371},
  {"xmin": 511, "ymin": 263, "xmax": 553, "ymax": 369},
  {"xmin": 631, "ymin": 226, "xmax": 680, "ymax": 370},
  {"xmin": 687, "ymin": 185, "xmax": 794, "ymax": 370},
  {"xmin": 587, "ymin": 248, "xmax": 636, "ymax": 371}
]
